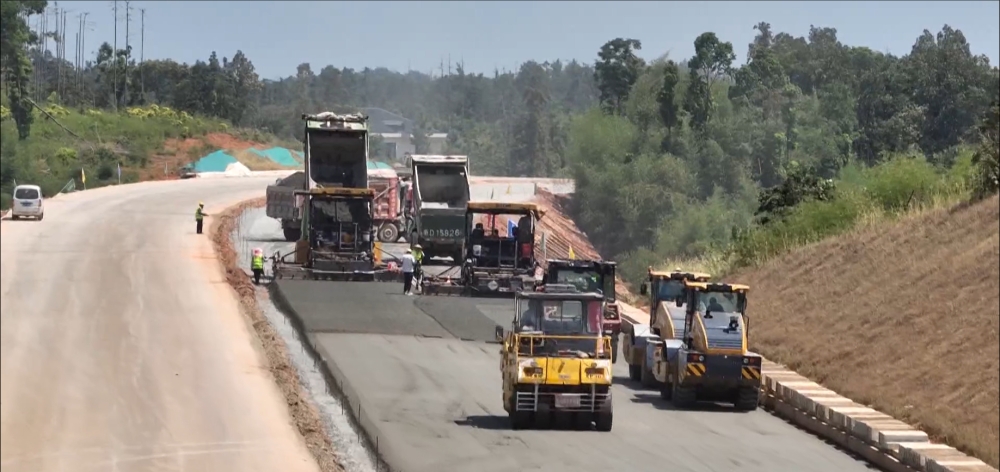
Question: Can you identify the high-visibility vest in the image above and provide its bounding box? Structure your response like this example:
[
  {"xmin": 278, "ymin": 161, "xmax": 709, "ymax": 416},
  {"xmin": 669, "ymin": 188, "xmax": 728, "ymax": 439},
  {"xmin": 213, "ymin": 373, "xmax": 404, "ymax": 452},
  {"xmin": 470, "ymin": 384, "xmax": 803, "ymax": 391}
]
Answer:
[
  {"xmin": 195, "ymin": 207, "xmax": 204, "ymax": 221},
  {"xmin": 251, "ymin": 255, "xmax": 264, "ymax": 270}
]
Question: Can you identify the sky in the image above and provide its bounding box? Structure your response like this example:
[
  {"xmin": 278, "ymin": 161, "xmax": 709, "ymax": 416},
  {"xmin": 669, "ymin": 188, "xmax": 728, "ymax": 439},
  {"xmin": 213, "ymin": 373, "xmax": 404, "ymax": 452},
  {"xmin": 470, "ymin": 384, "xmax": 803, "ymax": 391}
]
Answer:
[{"xmin": 41, "ymin": 1, "xmax": 1000, "ymax": 80}]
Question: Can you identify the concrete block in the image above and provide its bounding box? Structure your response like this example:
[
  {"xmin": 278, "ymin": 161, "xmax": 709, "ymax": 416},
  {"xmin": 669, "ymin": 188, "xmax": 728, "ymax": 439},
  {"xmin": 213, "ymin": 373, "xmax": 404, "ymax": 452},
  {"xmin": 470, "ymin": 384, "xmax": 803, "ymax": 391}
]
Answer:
[
  {"xmin": 777, "ymin": 380, "xmax": 820, "ymax": 399},
  {"xmin": 851, "ymin": 417, "xmax": 917, "ymax": 444},
  {"xmin": 878, "ymin": 429, "xmax": 929, "ymax": 450},
  {"xmin": 790, "ymin": 388, "xmax": 840, "ymax": 414},
  {"xmin": 898, "ymin": 443, "xmax": 962, "ymax": 469},
  {"xmin": 927, "ymin": 457, "xmax": 996, "ymax": 472},
  {"xmin": 797, "ymin": 392, "xmax": 853, "ymax": 419},
  {"xmin": 826, "ymin": 405, "xmax": 880, "ymax": 429}
]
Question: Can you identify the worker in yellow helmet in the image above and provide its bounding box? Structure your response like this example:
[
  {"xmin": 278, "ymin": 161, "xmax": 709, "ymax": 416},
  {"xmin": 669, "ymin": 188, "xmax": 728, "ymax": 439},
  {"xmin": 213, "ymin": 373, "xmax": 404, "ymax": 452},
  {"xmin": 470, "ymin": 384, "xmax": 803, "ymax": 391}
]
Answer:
[
  {"xmin": 195, "ymin": 202, "xmax": 209, "ymax": 234},
  {"xmin": 251, "ymin": 247, "xmax": 265, "ymax": 284}
]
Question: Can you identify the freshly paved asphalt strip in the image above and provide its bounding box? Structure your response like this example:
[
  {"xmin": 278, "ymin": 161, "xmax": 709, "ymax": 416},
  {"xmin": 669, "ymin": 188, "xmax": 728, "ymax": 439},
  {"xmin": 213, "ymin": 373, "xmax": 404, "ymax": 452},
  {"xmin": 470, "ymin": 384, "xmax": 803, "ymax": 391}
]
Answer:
[
  {"xmin": 0, "ymin": 177, "xmax": 318, "ymax": 472},
  {"xmin": 267, "ymin": 279, "xmax": 876, "ymax": 472}
]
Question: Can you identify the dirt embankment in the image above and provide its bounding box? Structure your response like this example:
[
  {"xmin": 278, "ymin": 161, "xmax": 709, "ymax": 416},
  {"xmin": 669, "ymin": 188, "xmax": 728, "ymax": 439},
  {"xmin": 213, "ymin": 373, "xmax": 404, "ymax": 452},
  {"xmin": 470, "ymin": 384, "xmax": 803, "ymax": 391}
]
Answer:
[
  {"xmin": 141, "ymin": 133, "xmax": 281, "ymax": 180},
  {"xmin": 211, "ymin": 198, "xmax": 345, "ymax": 472},
  {"xmin": 733, "ymin": 195, "xmax": 1000, "ymax": 467}
]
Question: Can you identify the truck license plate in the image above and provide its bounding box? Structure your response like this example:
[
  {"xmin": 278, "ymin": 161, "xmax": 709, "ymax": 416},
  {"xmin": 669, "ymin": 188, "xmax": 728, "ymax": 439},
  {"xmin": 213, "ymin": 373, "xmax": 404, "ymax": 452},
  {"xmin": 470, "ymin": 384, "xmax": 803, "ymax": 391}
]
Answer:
[{"xmin": 554, "ymin": 394, "xmax": 582, "ymax": 409}]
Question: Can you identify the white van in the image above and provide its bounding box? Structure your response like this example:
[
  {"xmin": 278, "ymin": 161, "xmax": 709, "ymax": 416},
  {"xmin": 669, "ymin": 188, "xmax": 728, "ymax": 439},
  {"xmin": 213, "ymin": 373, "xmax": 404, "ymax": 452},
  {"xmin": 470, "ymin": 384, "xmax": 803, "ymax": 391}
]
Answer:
[{"xmin": 11, "ymin": 184, "xmax": 44, "ymax": 220}]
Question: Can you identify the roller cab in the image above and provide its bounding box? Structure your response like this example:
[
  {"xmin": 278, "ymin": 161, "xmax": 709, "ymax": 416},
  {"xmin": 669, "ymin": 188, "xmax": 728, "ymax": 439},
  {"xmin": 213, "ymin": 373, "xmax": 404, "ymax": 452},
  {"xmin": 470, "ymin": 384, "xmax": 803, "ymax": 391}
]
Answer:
[{"xmin": 498, "ymin": 285, "xmax": 614, "ymax": 431}]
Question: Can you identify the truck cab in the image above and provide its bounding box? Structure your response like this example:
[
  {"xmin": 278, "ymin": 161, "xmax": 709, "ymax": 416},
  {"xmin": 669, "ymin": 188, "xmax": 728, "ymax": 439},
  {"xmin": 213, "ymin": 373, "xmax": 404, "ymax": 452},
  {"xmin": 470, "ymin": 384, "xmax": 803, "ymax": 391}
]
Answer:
[
  {"xmin": 653, "ymin": 280, "xmax": 761, "ymax": 410},
  {"xmin": 542, "ymin": 259, "xmax": 621, "ymax": 362},
  {"xmin": 622, "ymin": 269, "xmax": 711, "ymax": 385},
  {"xmin": 497, "ymin": 284, "xmax": 614, "ymax": 431}
]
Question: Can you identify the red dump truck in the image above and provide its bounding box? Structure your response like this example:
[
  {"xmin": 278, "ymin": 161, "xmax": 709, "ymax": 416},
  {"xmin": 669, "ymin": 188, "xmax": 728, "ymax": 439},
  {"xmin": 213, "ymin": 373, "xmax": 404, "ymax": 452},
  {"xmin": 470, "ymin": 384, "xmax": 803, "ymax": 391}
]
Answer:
[{"xmin": 266, "ymin": 162, "xmax": 405, "ymax": 243}]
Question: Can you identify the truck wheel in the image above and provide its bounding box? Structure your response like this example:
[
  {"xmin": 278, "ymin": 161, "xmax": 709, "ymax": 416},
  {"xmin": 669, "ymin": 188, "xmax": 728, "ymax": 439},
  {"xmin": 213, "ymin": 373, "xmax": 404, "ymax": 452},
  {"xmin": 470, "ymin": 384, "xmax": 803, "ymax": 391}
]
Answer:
[
  {"xmin": 628, "ymin": 363, "xmax": 641, "ymax": 381},
  {"xmin": 672, "ymin": 381, "xmax": 697, "ymax": 409},
  {"xmin": 378, "ymin": 222, "xmax": 399, "ymax": 243},
  {"xmin": 282, "ymin": 227, "xmax": 301, "ymax": 242},
  {"xmin": 659, "ymin": 381, "xmax": 673, "ymax": 400},
  {"xmin": 595, "ymin": 409, "xmax": 613, "ymax": 432},
  {"xmin": 734, "ymin": 386, "xmax": 760, "ymax": 411},
  {"xmin": 640, "ymin": 365, "xmax": 656, "ymax": 388},
  {"xmin": 510, "ymin": 411, "xmax": 531, "ymax": 430}
]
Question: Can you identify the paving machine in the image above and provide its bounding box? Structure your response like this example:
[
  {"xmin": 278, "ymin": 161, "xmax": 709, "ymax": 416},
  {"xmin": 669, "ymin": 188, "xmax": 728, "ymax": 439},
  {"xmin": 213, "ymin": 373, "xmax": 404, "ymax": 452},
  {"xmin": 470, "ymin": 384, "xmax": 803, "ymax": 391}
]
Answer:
[
  {"xmin": 622, "ymin": 269, "xmax": 712, "ymax": 386},
  {"xmin": 422, "ymin": 201, "xmax": 543, "ymax": 296},
  {"xmin": 648, "ymin": 280, "xmax": 761, "ymax": 410},
  {"xmin": 497, "ymin": 284, "xmax": 614, "ymax": 431},
  {"xmin": 270, "ymin": 112, "xmax": 397, "ymax": 282},
  {"xmin": 541, "ymin": 259, "xmax": 622, "ymax": 363}
]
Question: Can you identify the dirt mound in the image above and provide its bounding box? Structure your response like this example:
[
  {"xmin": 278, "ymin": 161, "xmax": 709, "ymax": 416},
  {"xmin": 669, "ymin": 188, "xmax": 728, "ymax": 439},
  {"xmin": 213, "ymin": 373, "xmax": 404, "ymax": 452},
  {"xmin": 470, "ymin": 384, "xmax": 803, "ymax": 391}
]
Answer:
[
  {"xmin": 733, "ymin": 195, "xmax": 1000, "ymax": 467},
  {"xmin": 142, "ymin": 132, "xmax": 271, "ymax": 180},
  {"xmin": 211, "ymin": 198, "xmax": 344, "ymax": 472}
]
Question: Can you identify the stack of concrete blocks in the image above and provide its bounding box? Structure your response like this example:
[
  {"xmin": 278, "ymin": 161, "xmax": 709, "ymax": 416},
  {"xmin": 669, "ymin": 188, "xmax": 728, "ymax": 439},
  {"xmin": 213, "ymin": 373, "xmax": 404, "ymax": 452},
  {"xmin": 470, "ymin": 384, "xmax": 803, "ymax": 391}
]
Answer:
[{"xmin": 760, "ymin": 359, "xmax": 997, "ymax": 472}]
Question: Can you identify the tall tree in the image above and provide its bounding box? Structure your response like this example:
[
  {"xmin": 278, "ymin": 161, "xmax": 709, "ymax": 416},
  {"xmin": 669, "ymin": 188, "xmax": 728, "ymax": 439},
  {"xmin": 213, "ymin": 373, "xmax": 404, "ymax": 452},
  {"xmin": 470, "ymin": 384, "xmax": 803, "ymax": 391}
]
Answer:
[
  {"xmin": 684, "ymin": 32, "xmax": 736, "ymax": 132},
  {"xmin": 1, "ymin": 0, "xmax": 47, "ymax": 139},
  {"xmin": 594, "ymin": 38, "xmax": 645, "ymax": 115},
  {"xmin": 656, "ymin": 60, "xmax": 681, "ymax": 151}
]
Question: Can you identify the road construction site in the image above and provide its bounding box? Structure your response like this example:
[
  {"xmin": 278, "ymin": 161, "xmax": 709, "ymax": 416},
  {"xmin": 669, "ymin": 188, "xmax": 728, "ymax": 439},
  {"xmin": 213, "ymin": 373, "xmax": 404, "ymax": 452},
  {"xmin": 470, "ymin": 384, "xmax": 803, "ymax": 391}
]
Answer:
[
  {"xmin": 231, "ymin": 181, "xmax": 875, "ymax": 472},
  {"xmin": 3, "ymin": 173, "xmax": 991, "ymax": 472}
]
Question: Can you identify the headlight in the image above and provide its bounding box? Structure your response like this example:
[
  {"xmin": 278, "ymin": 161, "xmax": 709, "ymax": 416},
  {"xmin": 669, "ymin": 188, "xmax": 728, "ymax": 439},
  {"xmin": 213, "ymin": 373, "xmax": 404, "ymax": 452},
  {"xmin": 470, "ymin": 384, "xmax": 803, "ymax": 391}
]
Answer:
[{"xmin": 487, "ymin": 280, "xmax": 499, "ymax": 291}]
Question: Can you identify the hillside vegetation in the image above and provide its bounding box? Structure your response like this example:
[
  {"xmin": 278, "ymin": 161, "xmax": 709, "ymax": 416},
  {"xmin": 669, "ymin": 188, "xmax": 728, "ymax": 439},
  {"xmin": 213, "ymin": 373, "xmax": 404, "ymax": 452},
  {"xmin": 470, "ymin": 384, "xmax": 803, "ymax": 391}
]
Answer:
[
  {"xmin": 735, "ymin": 195, "xmax": 1000, "ymax": 467},
  {"xmin": 0, "ymin": 102, "xmax": 281, "ymax": 209}
]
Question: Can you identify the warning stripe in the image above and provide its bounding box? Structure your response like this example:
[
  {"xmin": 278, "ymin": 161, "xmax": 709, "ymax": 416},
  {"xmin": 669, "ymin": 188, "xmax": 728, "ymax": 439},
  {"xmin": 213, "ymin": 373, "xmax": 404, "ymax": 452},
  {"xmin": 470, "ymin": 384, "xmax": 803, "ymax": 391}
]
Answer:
[
  {"xmin": 685, "ymin": 363, "xmax": 706, "ymax": 377},
  {"xmin": 742, "ymin": 366, "xmax": 762, "ymax": 380}
]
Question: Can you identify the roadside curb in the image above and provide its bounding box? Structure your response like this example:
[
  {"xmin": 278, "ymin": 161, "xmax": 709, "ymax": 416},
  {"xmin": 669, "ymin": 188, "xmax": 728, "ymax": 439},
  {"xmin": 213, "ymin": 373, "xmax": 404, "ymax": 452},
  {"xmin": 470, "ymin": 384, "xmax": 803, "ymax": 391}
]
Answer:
[
  {"xmin": 618, "ymin": 310, "xmax": 997, "ymax": 472},
  {"xmin": 268, "ymin": 281, "xmax": 395, "ymax": 472}
]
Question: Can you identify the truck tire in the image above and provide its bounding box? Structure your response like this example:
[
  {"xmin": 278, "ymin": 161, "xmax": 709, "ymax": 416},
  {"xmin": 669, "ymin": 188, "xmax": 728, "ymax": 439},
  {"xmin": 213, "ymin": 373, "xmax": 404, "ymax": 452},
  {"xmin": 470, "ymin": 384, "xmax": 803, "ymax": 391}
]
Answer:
[
  {"xmin": 734, "ymin": 386, "xmax": 760, "ymax": 411},
  {"xmin": 628, "ymin": 364, "xmax": 641, "ymax": 381},
  {"xmin": 378, "ymin": 222, "xmax": 399, "ymax": 243},
  {"xmin": 640, "ymin": 363, "xmax": 656, "ymax": 388},
  {"xmin": 672, "ymin": 379, "xmax": 697, "ymax": 409},
  {"xmin": 595, "ymin": 409, "xmax": 613, "ymax": 432},
  {"xmin": 282, "ymin": 227, "xmax": 301, "ymax": 242}
]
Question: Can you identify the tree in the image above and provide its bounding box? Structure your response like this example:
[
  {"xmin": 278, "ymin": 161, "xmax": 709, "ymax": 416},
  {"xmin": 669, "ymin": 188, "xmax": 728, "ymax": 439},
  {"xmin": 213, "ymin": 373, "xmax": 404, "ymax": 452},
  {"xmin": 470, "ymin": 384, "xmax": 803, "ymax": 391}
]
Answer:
[
  {"xmin": 594, "ymin": 38, "xmax": 645, "ymax": 115},
  {"xmin": 1, "ymin": 0, "xmax": 47, "ymax": 139},
  {"xmin": 684, "ymin": 32, "xmax": 736, "ymax": 132},
  {"xmin": 657, "ymin": 60, "xmax": 681, "ymax": 150}
]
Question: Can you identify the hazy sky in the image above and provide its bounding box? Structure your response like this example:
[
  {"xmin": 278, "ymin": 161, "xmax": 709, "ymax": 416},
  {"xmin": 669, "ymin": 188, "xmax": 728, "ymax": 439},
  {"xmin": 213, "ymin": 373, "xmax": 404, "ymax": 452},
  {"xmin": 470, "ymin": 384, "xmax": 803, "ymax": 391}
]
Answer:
[{"xmin": 47, "ymin": 1, "xmax": 1000, "ymax": 79}]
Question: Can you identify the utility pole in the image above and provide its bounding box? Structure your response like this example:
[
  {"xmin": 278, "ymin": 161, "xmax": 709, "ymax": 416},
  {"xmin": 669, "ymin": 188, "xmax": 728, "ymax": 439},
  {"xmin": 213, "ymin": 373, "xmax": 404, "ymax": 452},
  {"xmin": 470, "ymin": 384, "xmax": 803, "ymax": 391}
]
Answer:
[
  {"xmin": 113, "ymin": 0, "xmax": 119, "ymax": 111},
  {"xmin": 124, "ymin": 0, "xmax": 131, "ymax": 106},
  {"xmin": 140, "ymin": 8, "xmax": 145, "ymax": 100}
]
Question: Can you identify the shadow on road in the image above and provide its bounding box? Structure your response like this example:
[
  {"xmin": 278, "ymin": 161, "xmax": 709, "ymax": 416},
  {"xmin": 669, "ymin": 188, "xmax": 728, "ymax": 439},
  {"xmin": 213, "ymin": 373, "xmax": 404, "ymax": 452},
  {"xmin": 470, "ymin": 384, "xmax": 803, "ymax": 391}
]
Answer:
[{"xmin": 454, "ymin": 415, "xmax": 510, "ymax": 430}]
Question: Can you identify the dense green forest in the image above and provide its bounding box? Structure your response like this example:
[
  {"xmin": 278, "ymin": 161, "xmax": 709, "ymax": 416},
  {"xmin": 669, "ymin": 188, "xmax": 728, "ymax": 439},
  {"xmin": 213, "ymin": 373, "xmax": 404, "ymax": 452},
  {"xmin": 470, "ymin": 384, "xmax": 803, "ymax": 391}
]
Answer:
[{"xmin": 3, "ymin": 0, "xmax": 997, "ymax": 280}]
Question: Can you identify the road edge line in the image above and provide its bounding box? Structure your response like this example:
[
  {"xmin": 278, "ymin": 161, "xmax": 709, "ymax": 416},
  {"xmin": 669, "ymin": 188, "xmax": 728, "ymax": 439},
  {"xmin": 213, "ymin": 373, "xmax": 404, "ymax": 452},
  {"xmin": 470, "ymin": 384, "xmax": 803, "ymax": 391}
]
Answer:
[
  {"xmin": 617, "ymin": 311, "xmax": 997, "ymax": 472},
  {"xmin": 211, "ymin": 197, "xmax": 346, "ymax": 472}
]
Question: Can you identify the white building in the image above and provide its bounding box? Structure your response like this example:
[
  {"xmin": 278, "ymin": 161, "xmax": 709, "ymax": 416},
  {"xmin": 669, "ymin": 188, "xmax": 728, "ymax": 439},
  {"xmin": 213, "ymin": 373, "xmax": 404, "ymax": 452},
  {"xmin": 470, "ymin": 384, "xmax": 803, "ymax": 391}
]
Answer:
[{"xmin": 361, "ymin": 107, "xmax": 449, "ymax": 161}]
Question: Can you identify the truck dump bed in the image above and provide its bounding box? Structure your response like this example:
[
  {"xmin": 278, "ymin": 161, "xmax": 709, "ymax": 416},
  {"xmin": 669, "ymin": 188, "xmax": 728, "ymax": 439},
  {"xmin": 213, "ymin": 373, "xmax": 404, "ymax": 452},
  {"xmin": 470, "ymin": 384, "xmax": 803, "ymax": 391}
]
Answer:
[{"xmin": 302, "ymin": 112, "xmax": 369, "ymax": 190}]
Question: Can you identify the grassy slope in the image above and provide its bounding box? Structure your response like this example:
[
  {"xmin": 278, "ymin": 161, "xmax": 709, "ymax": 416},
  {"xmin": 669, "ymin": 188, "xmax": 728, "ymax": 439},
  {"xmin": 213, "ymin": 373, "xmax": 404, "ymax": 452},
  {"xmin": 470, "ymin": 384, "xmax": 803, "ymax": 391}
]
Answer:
[
  {"xmin": 0, "ymin": 105, "xmax": 297, "ymax": 208},
  {"xmin": 733, "ymin": 195, "xmax": 1000, "ymax": 467}
]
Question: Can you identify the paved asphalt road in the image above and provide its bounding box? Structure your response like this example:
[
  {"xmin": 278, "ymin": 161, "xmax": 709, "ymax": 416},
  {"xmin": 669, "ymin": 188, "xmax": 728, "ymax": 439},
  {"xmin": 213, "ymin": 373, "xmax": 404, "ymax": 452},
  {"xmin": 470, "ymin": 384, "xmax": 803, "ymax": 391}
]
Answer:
[
  {"xmin": 238, "ymin": 211, "xmax": 877, "ymax": 472},
  {"xmin": 0, "ymin": 177, "xmax": 319, "ymax": 472}
]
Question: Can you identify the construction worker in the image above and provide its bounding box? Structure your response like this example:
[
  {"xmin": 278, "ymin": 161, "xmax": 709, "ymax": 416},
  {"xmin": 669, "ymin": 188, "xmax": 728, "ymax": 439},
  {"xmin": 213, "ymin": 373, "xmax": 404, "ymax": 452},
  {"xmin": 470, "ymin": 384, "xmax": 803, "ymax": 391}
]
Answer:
[
  {"xmin": 400, "ymin": 248, "xmax": 416, "ymax": 295},
  {"xmin": 251, "ymin": 248, "xmax": 265, "ymax": 284},
  {"xmin": 195, "ymin": 202, "xmax": 209, "ymax": 234},
  {"xmin": 411, "ymin": 243, "xmax": 424, "ymax": 293}
]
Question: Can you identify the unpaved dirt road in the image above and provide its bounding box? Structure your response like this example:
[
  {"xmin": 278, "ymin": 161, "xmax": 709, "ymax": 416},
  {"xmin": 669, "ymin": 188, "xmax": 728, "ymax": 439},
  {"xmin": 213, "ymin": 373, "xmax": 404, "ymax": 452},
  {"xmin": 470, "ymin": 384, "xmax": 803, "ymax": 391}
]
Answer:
[{"xmin": 0, "ymin": 177, "xmax": 319, "ymax": 472}]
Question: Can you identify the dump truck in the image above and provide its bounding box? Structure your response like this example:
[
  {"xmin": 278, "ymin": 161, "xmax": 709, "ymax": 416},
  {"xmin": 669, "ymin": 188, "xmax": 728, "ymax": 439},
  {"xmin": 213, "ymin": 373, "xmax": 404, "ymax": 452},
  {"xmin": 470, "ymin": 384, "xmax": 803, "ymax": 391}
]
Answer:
[
  {"xmin": 407, "ymin": 154, "xmax": 470, "ymax": 262},
  {"xmin": 541, "ymin": 259, "xmax": 622, "ymax": 363},
  {"xmin": 267, "ymin": 162, "xmax": 405, "ymax": 243},
  {"xmin": 368, "ymin": 161, "xmax": 406, "ymax": 243},
  {"xmin": 622, "ymin": 269, "xmax": 711, "ymax": 386},
  {"xmin": 270, "ymin": 112, "xmax": 391, "ymax": 281},
  {"xmin": 647, "ymin": 280, "xmax": 760, "ymax": 410},
  {"xmin": 497, "ymin": 284, "xmax": 614, "ymax": 431}
]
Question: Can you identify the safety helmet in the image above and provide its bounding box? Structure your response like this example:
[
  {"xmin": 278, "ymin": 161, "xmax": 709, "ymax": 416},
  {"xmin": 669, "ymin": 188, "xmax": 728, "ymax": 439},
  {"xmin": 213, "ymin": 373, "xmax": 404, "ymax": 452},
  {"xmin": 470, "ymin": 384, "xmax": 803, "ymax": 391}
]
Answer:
[
  {"xmin": 413, "ymin": 244, "xmax": 422, "ymax": 249},
  {"xmin": 199, "ymin": 202, "xmax": 204, "ymax": 207},
  {"xmin": 253, "ymin": 248, "xmax": 263, "ymax": 256}
]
